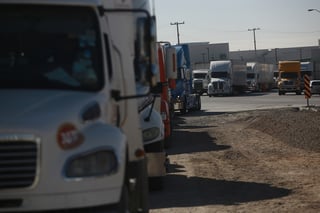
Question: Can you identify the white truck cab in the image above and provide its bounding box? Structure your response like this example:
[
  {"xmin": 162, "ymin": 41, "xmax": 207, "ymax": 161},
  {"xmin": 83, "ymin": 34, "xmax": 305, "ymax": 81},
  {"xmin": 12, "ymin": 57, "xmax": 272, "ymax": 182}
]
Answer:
[
  {"xmin": 192, "ymin": 69, "xmax": 209, "ymax": 95},
  {"xmin": 0, "ymin": 0, "xmax": 157, "ymax": 212},
  {"xmin": 207, "ymin": 60, "xmax": 233, "ymax": 96}
]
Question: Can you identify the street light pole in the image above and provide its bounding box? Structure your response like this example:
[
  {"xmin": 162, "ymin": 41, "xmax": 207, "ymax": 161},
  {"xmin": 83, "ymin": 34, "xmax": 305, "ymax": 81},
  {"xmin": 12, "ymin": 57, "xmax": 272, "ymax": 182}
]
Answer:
[
  {"xmin": 170, "ymin": 21, "xmax": 185, "ymax": 45},
  {"xmin": 248, "ymin": 27, "xmax": 260, "ymax": 57},
  {"xmin": 308, "ymin": 8, "xmax": 320, "ymax": 13}
]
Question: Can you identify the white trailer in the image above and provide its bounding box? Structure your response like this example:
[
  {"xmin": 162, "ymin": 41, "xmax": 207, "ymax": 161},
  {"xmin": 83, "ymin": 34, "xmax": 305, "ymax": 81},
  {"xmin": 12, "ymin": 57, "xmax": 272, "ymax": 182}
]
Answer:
[
  {"xmin": 0, "ymin": 0, "xmax": 158, "ymax": 212},
  {"xmin": 207, "ymin": 60, "xmax": 246, "ymax": 96},
  {"xmin": 231, "ymin": 64, "xmax": 247, "ymax": 95},
  {"xmin": 246, "ymin": 62, "xmax": 274, "ymax": 92},
  {"xmin": 208, "ymin": 60, "xmax": 232, "ymax": 96}
]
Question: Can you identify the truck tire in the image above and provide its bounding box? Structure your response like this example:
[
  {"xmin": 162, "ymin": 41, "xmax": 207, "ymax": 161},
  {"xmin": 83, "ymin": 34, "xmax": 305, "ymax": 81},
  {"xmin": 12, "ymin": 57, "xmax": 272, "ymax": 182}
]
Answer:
[
  {"xmin": 196, "ymin": 95, "xmax": 201, "ymax": 111},
  {"xmin": 180, "ymin": 97, "xmax": 187, "ymax": 114},
  {"xmin": 117, "ymin": 184, "xmax": 130, "ymax": 213},
  {"xmin": 149, "ymin": 176, "xmax": 164, "ymax": 191}
]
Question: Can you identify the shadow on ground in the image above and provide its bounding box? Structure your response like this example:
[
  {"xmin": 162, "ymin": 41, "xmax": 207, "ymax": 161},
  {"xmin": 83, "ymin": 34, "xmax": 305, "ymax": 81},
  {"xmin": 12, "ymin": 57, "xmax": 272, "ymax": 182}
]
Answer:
[
  {"xmin": 167, "ymin": 129, "xmax": 230, "ymax": 155},
  {"xmin": 149, "ymin": 173, "xmax": 291, "ymax": 209}
]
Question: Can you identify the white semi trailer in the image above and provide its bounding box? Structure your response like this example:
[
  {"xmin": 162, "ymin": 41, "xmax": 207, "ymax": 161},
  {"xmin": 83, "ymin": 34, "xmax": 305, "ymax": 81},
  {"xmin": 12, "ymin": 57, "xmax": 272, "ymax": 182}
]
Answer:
[
  {"xmin": 207, "ymin": 60, "xmax": 246, "ymax": 96},
  {"xmin": 246, "ymin": 62, "xmax": 274, "ymax": 92}
]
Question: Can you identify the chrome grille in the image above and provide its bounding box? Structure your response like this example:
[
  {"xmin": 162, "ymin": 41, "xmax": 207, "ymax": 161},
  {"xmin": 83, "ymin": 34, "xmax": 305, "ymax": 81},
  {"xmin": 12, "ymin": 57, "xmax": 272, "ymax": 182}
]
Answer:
[
  {"xmin": 0, "ymin": 141, "xmax": 37, "ymax": 189},
  {"xmin": 194, "ymin": 81, "xmax": 203, "ymax": 90},
  {"xmin": 283, "ymin": 81, "xmax": 293, "ymax": 85}
]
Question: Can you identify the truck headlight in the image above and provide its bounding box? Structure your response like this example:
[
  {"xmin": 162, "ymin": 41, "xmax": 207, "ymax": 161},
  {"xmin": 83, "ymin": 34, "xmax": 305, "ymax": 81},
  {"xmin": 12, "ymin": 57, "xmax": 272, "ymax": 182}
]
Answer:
[
  {"xmin": 65, "ymin": 150, "xmax": 118, "ymax": 178},
  {"xmin": 142, "ymin": 127, "xmax": 160, "ymax": 142}
]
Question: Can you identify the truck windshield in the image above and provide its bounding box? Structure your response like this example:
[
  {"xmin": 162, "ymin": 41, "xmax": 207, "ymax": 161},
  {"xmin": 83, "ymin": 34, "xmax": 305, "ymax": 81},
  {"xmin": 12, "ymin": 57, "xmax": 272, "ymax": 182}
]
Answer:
[
  {"xmin": 193, "ymin": 73, "xmax": 207, "ymax": 79},
  {"xmin": 280, "ymin": 72, "xmax": 298, "ymax": 79},
  {"xmin": 0, "ymin": 5, "xmax": 103, "ymax": 91},
  {"xmin": 211, "ymin": 72, "xmax": 228, "ymax": 78}
]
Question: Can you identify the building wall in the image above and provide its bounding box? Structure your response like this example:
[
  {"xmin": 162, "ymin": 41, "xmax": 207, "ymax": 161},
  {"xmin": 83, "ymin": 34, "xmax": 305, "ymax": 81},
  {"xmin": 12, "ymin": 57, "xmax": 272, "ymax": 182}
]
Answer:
[
  {"xmin": 185, "ymin": 42, "xmax": 230, "ymax": 70},
  {"xmin": 229, "ymin": 46, "xmax": 319, "ymax": 65},
  {"xmin": 183, "ymin": 42, "xmax": 320, "ymax": 77}
]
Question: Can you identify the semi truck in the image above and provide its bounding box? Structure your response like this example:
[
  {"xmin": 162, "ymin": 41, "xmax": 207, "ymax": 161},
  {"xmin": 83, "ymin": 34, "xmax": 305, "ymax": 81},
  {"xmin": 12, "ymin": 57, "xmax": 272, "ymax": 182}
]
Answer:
[
  {"xmin": 156, "ymin": 42, "xmax": 177, "ymax": 148},
  {"xmin": 278, "ymin": 61, "xmax": 302, "ymax": 95},
  {"xmin": 207, "ymin": 60, "xmax": 247, "ymax": 96},
  {"xmin": 192, "ymin": 69, "xmax": 209, "ymax": 96},
  {"xmin": 0, "ymin": 0, "xmax": 158, "ymax": 212},
  {"xmin": 170, "ymin": 44, "xmax": 201, "ymax": 114},
  {"xmin": 246, "ymin": 62, "xmax": 274, "ymax": 92},
  {"xmin": 139, "ymin": 94, "xmax": 167, "ymax": 190},
  {"xmin": 140, "ymin": 42, "xmax": 178, "ymax": 188}
]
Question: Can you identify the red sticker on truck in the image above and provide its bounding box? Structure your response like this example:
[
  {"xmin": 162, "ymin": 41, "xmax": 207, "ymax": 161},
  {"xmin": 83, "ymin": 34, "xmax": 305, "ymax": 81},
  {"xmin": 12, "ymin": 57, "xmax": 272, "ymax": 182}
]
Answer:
[{"xmin": 57, "ymin": 123, "xmax": 84, "ymax": 150}]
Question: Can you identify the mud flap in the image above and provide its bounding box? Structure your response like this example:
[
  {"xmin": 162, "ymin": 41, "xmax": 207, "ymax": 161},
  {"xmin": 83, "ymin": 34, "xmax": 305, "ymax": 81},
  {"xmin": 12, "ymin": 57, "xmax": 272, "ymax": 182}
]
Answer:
[{"xmin": 146, "ymin": 152, "xmax": 166, "ymax": 177}]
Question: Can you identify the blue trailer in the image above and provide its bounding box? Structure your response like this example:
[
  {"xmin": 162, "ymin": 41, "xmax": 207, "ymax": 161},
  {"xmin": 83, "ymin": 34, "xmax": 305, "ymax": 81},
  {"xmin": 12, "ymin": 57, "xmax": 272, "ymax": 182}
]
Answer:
[{"xmin": 170, "ymin": 44, "xmax": 201, "ymax": 114}]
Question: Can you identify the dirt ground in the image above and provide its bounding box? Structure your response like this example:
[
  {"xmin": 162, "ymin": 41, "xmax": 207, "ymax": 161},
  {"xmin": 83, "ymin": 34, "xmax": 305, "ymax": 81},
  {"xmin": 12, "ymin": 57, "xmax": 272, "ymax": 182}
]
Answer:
[{"xmin": 149, "ymin": 107, "xmax": 320, "ymax": 213}]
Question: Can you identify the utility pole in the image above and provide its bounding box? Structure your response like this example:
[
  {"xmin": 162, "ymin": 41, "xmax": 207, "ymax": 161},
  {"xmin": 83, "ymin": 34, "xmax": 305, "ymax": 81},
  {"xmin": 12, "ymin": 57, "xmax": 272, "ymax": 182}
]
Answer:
[
  {"xmin": 248, "ymin": 28, "xmax": 260, "ymax": 57},
  {"xmin": 170, "ymin": 21, "xmax": 185, "ymax": 45}
]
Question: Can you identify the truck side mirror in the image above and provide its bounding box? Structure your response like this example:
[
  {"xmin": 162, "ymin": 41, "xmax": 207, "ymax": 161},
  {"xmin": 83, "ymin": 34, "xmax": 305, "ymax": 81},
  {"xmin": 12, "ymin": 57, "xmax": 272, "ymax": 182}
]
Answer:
[
  {"xmin": 150, "ymin": 82, "xmax": 163, "ymax": 94},
  {"xmin": 104, "ymin": 9, "xmax": 158, "ymax": 100},
  {"xmin": 185, "ymin": 69, "xmax": 191, "ymax": 80},
  {"xmin": 134, "ymin": 16, "xmax": 157, "ymax": 88},
  {"xmin": 165, "ymin": 47, "xmax": 177, "ymax": 79}
]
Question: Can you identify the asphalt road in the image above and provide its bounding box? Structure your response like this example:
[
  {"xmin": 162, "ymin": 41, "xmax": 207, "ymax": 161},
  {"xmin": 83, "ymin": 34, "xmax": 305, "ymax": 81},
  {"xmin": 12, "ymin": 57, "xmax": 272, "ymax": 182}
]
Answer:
[{"xmin": 200, "ymin": 90, "xmax": 320, "ymax": 112}]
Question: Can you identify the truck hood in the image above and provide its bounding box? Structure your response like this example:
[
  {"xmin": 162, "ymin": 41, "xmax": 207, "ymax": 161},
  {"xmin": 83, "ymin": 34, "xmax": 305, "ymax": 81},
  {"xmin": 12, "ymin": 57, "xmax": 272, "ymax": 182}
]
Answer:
[
  {"xmin": 210, "ymin": 78, "xmax": 226, "ymax": 83},
  {"xmin": 0, "ymin": 89, "xmax": 103, "ymax": 130}
]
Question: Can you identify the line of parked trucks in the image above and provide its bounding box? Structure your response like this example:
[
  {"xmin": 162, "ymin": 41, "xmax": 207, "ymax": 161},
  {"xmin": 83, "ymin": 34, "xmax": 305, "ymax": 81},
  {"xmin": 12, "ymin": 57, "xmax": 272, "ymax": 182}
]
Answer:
[
  {"xmin": 0, "ymin": 1, "xmax": 203, "ymax": 211},
  {"xmin": 0, "ymin": 0, "xmax": 180, "ymax": 212},
  {"xmin": 192, "ymin": 60, "xmax": 320, "ymax": 97},
  {"xmin": 1, "ymin": 1, "xmax": 318, "ymax": 212},
  {"xmin": 192, "ymin": 60, "xmax": 275, "ymax": 97}
]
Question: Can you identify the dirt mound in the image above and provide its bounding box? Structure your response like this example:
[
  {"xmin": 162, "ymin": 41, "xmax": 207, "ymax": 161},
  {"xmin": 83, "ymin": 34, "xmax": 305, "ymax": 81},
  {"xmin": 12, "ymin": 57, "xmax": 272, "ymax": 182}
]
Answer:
[{"xmin": 248, "ymin": 107, "xmax": 320, "ymax": 152}]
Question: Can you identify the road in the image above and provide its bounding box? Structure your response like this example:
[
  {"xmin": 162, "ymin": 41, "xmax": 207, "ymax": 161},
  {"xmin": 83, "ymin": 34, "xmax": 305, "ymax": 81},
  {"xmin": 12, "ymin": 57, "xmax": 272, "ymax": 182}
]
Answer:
[{"xmin": 201, "ymin": 90, "xmax": 320, "ymax": 112}]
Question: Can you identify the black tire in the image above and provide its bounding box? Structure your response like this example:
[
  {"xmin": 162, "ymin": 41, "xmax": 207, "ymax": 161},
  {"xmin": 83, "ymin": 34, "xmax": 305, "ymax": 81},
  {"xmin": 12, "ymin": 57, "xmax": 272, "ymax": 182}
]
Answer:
[
  {"xmin": 149, "ymin": 176, "xmax": 164, "ymax": 191},
  {"xmin": 180, "ymin": 98, "xmax": 187, "ymax": 114},
  {"xmin": 196, "ymin": 95, "xmax": 201, "ymax": 110},
  {"xmin": 164, "ymin": 136, "xmax": 171, "ymax": 149},
  {"xmin": 117, "ymin": 184, "xmax": 129, "ymax": 213}
]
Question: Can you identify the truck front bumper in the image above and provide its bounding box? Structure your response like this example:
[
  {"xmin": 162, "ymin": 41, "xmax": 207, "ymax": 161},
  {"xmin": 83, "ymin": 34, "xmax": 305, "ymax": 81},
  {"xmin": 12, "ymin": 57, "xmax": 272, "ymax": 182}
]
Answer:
[{"xmin": 0, "ymin": 186, "xmax": 122, "ymax": 212}]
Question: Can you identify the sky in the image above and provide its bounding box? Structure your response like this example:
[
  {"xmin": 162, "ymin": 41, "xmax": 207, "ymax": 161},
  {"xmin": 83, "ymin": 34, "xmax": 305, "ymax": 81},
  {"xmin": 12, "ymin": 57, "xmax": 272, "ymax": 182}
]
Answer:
[{"xmin": 152, "ymin": 0, "xmax": 320, "ymax": 51}]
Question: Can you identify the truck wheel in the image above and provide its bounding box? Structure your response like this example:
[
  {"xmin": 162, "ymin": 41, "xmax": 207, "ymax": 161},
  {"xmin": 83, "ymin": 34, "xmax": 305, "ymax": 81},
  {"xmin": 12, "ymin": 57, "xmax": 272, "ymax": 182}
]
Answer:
[
  {"xmin": 117, "ymin": 184, "xmax": 130, "ymax": 213},
  {"xmin": 196, "ymin": 96, "xmax": 201, "ymax": 110},
  {"xmin": 149, "ymin": 176, "xmax": 164, "ymax": 191},
  {"xmin": 180, "ymin": 98, "xmax": 187, "ymax": 114},
  {"xmin": 164, "ymin": 136, "xmax": 171, "ymax": 149}
]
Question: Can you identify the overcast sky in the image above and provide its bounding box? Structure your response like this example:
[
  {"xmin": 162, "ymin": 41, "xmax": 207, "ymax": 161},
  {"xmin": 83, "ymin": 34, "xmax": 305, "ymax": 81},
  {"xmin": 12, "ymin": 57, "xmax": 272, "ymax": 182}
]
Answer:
[{"xmin": 153, "ymin": 0, "xmax": 320, "ymax": 51}]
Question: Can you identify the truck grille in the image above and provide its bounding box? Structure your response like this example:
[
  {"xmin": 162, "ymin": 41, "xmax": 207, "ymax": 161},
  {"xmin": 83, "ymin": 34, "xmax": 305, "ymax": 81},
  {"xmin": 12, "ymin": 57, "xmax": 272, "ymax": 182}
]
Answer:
[
  {"xmin": 194, "ymin": 81, "xmax": 203, "ymax": 90},
  {"xmin": 213, "ymin": 82, "xmax": 224, "ymax": 90},
  {"xmin": 0, "ymin": 141, "xmax": 38, "ymax": 189},
  {"xmin": 283, "ymin": 81, "xmax": 293, "ymax": 85}
]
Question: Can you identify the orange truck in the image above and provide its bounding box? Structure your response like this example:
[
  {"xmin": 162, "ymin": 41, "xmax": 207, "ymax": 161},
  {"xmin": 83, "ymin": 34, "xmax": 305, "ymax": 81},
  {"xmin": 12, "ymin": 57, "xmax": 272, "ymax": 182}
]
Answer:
[
  {"xmin": 156, "ymin": 42, "xmax": 177, "ymax": 148},
  {"xmin": 278, "ymin": 61, "xmax": 302, "ymax": 95}
]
